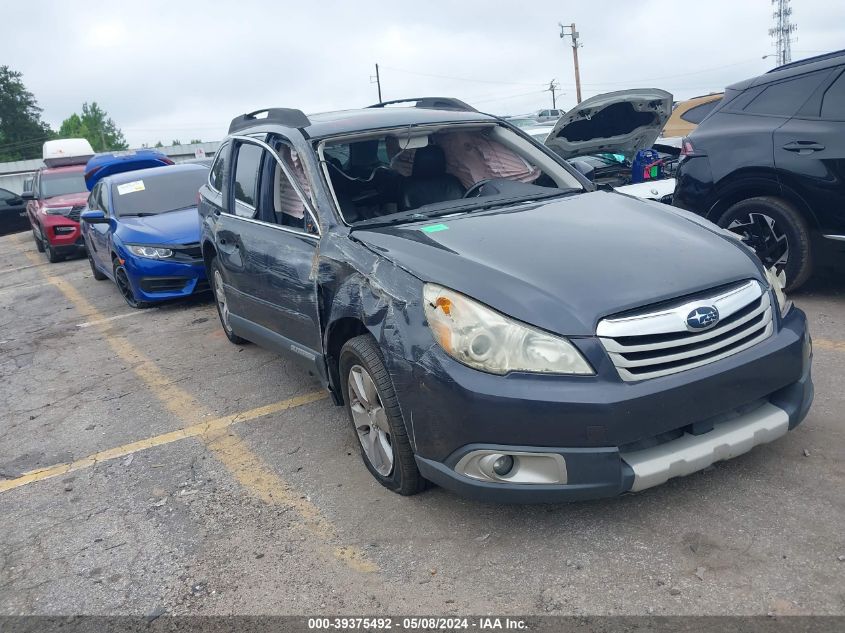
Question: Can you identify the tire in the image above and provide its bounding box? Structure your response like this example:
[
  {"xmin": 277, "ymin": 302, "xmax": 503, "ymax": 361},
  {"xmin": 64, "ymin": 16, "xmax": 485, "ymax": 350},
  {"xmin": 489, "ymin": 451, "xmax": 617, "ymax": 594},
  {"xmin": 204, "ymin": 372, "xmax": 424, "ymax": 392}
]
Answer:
[
  {"xmin": 33, "ymin": 229, "xmax": 45, "ymax": 253},
  {"xmin": 717, "ymin": 196, "xmax": 812, "ymax": 292},
  {"xmin": 339, "ymin": 334, "xmax": 427, "ymax": 495},
  {"xmin": 209, "ymin": 257, "xmax": 247, "ymax": 344},
  {"xmin": 45, "ymin": 241, "xmax": 62, "ymax": 263},
  {"xmin": 112, "ymin": 258, "xmax": 152, "ymax": 309},
  {"xmin": 87, "ymin": 250, "xmax": 107, "ymax": 280}
]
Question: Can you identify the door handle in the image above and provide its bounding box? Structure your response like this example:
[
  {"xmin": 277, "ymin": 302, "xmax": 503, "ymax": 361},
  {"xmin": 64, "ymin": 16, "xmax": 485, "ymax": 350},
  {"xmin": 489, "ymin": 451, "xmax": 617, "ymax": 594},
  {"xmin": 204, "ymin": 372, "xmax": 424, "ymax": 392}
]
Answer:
[{"xmin": 782, "ymin": 141, "xmax": 825, "ymax": 153}]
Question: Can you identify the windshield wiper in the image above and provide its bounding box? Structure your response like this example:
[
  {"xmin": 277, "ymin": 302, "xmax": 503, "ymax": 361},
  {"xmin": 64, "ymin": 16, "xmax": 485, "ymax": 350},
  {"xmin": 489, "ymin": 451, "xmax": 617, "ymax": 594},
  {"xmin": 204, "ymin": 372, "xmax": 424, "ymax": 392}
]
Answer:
[{"xmin": 350, "ymin": 188, "xmax": 583, "ymax": 230}]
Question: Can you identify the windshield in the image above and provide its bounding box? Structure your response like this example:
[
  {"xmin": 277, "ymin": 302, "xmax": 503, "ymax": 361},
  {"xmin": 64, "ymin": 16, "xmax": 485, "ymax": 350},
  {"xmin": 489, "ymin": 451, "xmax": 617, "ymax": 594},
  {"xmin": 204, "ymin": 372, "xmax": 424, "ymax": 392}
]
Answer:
[
  {"xmin": 40, "ymin": 173, "xmax": 87, "ymax": 198},
  {"xmin": 322, "ymin": 123, "xmax": 582, "ymax": 226},
  {"xmin": 111, "ymin": 169, "xmax": 208, "ymax": 217}
]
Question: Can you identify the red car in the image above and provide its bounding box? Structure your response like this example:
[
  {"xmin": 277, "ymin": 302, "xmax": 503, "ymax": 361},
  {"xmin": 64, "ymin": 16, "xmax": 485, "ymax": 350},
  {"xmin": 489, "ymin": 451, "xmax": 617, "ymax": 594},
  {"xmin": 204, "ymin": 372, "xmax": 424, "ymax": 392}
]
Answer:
[{"xmin": 24, "ymin": 164, "xmax": 89, "ymax": 262}]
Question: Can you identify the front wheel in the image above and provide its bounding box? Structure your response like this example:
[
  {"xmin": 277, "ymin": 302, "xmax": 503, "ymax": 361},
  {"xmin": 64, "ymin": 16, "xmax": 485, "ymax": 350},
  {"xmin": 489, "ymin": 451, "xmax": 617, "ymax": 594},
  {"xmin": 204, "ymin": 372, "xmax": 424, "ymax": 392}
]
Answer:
[
  {"xmin": 209, "ymin": 258, "xmax": 247, "ymax": 344},
  {"xmin": 33, "ymin": 229, "xmax": 45, "ymax": 253},
  {"xmin": 339, "ymin": 334, "xmax": 427, "ymax": 495},
  {"xmin": 113, "ymin": 258, "xmax": 151, "ymax": 309},
  {"xmin": 718, "ymin": 196, "xmax": 812, "ymax": 292},
  {"xmin": 45, "ymin": 241, "xmax": 62, "ymax": 263}
]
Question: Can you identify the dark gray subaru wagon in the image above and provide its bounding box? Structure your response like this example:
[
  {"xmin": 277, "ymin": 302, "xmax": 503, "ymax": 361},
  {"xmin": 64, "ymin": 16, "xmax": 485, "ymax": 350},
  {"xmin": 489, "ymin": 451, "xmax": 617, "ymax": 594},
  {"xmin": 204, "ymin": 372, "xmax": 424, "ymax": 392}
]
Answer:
[{"xmin": 198, "ymin": 98, "xmax": 813, "ymax": 502}]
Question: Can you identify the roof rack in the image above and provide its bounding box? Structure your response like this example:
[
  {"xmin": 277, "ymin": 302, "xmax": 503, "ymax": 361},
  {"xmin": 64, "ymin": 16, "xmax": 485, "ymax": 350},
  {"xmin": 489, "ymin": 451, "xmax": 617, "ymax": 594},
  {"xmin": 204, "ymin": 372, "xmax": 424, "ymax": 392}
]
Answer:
[
  {"xmin": 766, "ymin": 49, "xmax": 845, "ymax": 73},
  {"xmin": 228, "ymin": 108, "xmax": 311, "ymax": 134},
  {"xmin": 367, "ymin": 97, "xmax": 478, "ymax": 112}
]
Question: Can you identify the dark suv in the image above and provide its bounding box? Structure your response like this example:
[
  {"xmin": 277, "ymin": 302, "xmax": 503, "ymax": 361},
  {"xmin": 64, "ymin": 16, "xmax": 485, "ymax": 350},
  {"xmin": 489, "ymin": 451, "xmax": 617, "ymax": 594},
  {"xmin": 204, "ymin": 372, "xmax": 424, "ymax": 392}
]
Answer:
[
  {"xmin": 199, "ymin": 100, "xmax": 812, "ymax": 502},
  {"xmin": 673, "ymin": 50, "xmax": 845, "ymax": 290}
]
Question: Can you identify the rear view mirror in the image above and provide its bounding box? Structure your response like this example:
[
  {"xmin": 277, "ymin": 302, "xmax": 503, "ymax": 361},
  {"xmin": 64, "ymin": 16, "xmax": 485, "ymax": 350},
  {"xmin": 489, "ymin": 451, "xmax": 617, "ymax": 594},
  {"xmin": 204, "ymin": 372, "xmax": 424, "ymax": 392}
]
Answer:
[
  {"xmin": 20, "ymin": 190, "xmax": 35, "ymax": 200},
  {"xmin": 80, "ymin": 209, "xmax": 108, "ymax": 224}
]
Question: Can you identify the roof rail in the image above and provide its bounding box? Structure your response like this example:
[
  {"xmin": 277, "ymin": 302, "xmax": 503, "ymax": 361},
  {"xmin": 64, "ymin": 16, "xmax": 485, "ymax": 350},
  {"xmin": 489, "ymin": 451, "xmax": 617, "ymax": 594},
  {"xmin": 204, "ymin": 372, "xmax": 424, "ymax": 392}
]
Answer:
[
  {"xmin": 228, "ymin": 108, "xmax": 311, "ymax": 134},
  {"xmin": 766, "ymin": 49, "xmax": 845, "ymax": 73},
  {"xmin": 367, "ymin": 97, "xmax": 478, "ymax": 112}
]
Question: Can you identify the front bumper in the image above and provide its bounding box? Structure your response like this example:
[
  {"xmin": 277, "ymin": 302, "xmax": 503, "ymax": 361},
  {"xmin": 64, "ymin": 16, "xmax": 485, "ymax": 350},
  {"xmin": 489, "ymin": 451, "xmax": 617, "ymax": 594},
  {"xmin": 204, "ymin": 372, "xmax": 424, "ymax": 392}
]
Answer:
[
  {"xmin": 122, "ymin": 256, "xmax": 208, "ymax": 303},
  {"xmin": 40, "ymin": 215, "xmax": 84, "ymax": 249},
  {"xmin": 400, "ymin": 308, "xmax": 812, "ymax": 503}
]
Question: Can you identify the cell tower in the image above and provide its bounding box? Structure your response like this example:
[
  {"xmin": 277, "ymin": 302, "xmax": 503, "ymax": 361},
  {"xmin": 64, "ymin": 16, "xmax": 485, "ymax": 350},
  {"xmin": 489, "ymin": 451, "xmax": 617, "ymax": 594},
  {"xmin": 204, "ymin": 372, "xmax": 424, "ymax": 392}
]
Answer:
[{"xmin": 769, "ymin": 0, "xmax": 797, "ymax": 66}]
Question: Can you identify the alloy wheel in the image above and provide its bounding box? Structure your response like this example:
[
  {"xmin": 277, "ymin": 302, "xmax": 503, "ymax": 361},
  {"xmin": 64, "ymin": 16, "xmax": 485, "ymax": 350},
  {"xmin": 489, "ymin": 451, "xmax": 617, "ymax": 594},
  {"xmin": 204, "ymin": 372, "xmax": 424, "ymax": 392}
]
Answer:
[
  {"xmin": 726, "ymin": 212, "xmax": 789, "ymax": 270},
  {"xmin": 114, "ymin": 266, "xmax": 137, "ymax": 307},
  {"xmin": 213, "ymin": 269, "xmax": 232, "ymax": 333},
  {"xmin": 347, "ymin": 364, "xmax": 394, "ymax": 476}
]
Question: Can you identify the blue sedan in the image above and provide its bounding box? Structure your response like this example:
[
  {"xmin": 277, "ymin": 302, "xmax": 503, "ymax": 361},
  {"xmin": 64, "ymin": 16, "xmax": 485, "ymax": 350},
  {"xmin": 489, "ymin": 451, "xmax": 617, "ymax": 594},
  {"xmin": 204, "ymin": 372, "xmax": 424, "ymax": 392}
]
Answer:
[{"xmin": 80, "ymin": 164, "xmax": 209, "ymax": 308}]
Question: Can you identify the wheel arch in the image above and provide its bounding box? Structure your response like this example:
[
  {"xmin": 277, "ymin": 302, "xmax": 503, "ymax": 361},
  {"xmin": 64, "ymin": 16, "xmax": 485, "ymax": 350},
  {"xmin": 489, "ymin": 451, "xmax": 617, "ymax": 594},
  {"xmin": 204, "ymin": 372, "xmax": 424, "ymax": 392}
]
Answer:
[
  {"xmin": 707, "ymin": 170, "xmax": 819, "ymax": 230},
  {"xmin": 324, "ymin": 316, "xmax": 371, "ymax": 405}
]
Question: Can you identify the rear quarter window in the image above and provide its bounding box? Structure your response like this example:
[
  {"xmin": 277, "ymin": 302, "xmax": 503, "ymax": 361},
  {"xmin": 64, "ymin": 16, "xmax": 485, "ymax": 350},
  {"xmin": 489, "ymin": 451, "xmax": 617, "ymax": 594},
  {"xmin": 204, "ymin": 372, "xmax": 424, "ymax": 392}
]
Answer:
[{"xmin": 743, "ymin": 71, "xmax": 830, "ymax": 117}]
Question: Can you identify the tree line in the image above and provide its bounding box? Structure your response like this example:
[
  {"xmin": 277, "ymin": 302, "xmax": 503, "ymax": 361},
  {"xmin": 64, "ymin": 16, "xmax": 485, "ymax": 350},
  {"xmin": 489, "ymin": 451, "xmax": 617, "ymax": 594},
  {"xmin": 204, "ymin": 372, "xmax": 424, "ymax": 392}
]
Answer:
[{"xmin": 0, "ymin": 65, "xmax": 193, "ymax": 162}]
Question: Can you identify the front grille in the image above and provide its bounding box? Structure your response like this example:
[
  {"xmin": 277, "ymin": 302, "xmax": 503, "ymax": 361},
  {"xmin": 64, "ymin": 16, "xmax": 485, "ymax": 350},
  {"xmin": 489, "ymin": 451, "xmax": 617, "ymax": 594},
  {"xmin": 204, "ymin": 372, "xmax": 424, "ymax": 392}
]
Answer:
[
  {"xmin": 597, "ymin": 280, "xmax": 773, "ymax": 381},
  {"xmin": 68, "ymin": 205, "xmax": 85, "ymax": 222}
]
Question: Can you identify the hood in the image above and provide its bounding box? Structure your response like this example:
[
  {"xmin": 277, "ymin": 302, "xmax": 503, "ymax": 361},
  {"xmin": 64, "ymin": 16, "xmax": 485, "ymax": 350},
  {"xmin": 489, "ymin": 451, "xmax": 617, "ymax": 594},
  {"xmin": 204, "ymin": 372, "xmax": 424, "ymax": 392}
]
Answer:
[
  {"xmin": 41, "ymin": 193, "xmax": 88, "ymax": 208},
  {"xmin": 352, "ymin": 191, "xmax": 762, "ymax": 336},
  {"xmin": 544, "ymin": 89, "xmax": 673, "ymax": 160},
  {"xmin": 85, "ymin": 149, "xmax": 173, "ymax": 191},
  {"xmin": 115, "ymin": 207, "xmax": 200, "ymax": 245}
]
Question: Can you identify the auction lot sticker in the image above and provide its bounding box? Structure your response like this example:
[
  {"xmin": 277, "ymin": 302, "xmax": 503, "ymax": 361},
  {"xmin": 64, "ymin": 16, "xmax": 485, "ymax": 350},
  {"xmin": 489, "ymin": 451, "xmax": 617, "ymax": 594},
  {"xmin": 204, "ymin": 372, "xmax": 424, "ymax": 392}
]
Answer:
[{"xmin": 116, "ymin": 180, "xmax": 145, "ymax": 195}]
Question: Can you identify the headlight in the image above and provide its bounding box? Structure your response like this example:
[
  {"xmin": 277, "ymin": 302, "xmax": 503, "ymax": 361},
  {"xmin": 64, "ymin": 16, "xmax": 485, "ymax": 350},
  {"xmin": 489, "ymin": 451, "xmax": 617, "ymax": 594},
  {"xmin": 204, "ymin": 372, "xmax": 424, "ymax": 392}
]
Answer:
[
  {"xmin": 423, "ymin": 284, "xmax": 594, "ymax": 375},
  {"xmin": 126, "ymin": 245, "xmax": 173, "ymax": 259},
  {"xmin": 44, "ymin": 206, "xmax": 73, "ymax": 216},
  {"xmin": 764, "ymin": 266, "xmax": 792, "ymax": 317}
]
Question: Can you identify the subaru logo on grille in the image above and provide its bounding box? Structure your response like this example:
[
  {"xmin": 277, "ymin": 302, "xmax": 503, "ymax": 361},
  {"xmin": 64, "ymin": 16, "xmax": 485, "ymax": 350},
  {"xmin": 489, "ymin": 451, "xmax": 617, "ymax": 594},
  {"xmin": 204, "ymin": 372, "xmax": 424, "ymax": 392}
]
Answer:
[{"xmin": 686, "ymin": 306, "xmax": 720, "ymax": 331}]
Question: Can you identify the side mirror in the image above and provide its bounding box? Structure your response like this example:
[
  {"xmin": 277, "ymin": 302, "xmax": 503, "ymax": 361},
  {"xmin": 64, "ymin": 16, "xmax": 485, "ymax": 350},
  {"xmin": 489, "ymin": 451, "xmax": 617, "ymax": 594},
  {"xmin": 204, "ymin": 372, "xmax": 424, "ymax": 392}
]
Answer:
[
  {"xmin": 20, "ymin": 190, "xmax": 35, "ymax": 200},
  {"xmin": 569, "ymin": 159, "xmax": 596, "ymax": 182},
  {"xmin": 80, "ymin": 208, "xmax": 108, "ymax": 224}
]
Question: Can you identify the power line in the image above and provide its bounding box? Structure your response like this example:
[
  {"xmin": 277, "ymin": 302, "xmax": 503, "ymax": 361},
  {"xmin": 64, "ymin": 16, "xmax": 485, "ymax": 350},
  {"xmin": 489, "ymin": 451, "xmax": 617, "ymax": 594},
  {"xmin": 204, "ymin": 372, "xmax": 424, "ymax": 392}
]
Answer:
[{"xmin": 379, "ymin": 65, "xmax": 546, "ymax": 88}]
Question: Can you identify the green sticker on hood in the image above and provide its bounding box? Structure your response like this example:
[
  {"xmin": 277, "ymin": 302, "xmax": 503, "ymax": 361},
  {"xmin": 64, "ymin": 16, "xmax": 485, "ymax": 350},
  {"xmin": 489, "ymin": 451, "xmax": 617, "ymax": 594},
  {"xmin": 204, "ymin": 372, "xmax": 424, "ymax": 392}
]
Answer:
[{"xmin": 420, "ymin": 223, "xmax": 449, "ymax": 233}]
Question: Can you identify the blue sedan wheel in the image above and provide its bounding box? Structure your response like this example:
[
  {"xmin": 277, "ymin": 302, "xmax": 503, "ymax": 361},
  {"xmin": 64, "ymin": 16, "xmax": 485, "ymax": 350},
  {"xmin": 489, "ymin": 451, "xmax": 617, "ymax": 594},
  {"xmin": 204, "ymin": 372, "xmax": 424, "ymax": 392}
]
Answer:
[{"xmin": 112, "ymin": 259, "xmax": 151, "ymax": 309}]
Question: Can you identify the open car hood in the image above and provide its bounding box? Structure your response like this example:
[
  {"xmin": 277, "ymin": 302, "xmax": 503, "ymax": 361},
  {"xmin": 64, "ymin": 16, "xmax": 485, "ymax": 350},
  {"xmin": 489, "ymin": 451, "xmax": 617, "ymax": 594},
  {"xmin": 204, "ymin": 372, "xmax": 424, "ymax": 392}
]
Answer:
[{"xmin": 544, "ymin": 89, "xmax": 673, "ymax": 160}]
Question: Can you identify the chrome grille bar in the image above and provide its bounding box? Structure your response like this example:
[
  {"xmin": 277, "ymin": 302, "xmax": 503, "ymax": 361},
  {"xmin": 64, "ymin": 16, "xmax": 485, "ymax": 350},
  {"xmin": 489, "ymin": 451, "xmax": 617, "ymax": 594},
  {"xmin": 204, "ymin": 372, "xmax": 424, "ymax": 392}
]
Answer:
[{"xmin": 597, "ymin": 280, "xmax": 774, "ymax": 381}]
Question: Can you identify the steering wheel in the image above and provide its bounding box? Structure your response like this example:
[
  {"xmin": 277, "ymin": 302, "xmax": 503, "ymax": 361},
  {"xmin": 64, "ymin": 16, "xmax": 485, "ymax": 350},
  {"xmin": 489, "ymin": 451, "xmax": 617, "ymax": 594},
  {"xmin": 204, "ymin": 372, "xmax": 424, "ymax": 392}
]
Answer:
[{"xmin": 463, "ymin": 178, "xmax": 495, "ymax": 199}]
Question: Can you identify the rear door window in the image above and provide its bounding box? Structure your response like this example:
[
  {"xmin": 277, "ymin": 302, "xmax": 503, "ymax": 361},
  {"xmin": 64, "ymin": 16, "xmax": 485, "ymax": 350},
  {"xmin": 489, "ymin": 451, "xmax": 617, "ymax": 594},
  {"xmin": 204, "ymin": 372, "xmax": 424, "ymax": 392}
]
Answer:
[
  {"xmin": 232, "ymin": 143, "xmax": 263, "ymax": 217},
  {"xmin": 743, "ymin": 71, "xmax": 830, "ymax": 117},
  {"xmin": 821, "ymin": 70, "xmax": 845, "ymax": 121}
]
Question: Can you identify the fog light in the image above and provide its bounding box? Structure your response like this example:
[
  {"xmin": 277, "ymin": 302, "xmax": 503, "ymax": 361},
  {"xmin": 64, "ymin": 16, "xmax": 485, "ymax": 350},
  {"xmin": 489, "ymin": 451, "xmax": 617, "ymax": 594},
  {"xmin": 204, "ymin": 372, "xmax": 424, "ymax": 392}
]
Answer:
[{"xmin": 492, "ymin": 454, "xmax": 515, "ymax": 476}]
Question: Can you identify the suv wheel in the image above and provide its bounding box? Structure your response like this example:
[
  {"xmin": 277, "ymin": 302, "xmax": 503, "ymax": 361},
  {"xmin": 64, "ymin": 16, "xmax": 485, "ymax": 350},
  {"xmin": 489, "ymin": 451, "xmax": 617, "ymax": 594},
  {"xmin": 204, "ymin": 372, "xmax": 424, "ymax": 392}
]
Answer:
[
  {"xmin": 45, "ymin": 241, "xmax": 62, "ymax": 263},
  {"xmin": 32, "ymin": 229, "xmax": 45, "ymax": 253},
  {"xmin": 718, "ymin": 196, "xmax": 812, "ymax": 292},
  {"xmin": 210, "ymin": 258, "xmax": 247, "ymax": 344},
  {"xmin": 113, "ymin": 258, "xmax": 151, "ymax": 309},
  {"xmin": 339, "ymin": 334, "xmax": 427, "ymax": 495}
]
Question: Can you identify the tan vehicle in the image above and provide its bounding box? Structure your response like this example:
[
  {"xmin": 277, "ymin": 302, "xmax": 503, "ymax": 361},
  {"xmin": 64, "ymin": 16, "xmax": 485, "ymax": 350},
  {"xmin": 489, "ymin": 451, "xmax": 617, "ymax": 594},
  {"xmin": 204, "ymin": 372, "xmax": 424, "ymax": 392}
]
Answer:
[{"xmin": 662, "ymin": 93, "xmax": 723, "ymax": 138}]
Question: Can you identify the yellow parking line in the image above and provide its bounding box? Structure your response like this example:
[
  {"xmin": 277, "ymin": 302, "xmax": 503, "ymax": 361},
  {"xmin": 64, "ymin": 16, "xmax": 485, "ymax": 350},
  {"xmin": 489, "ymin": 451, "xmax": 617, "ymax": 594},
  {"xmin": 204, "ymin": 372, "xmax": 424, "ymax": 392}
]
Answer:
[
  {"xmin": 0, "ymin": 390, "xmax": 326, "ymax": 494},
  {"xmin": 17, "ymin": 247, "xmax": 377, "ymax": 573},
  {"xmin": 814, "ymin": 338, "xmax": 845, "ymax": 353}
]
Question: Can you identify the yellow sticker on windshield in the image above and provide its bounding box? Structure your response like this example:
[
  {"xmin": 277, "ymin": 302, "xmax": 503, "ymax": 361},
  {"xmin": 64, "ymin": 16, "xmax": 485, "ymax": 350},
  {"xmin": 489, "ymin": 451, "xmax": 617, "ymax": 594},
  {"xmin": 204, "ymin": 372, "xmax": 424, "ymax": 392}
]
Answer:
[{"xmin": 116, "ymin": 180, "xmax": 145, "ymax": 195}]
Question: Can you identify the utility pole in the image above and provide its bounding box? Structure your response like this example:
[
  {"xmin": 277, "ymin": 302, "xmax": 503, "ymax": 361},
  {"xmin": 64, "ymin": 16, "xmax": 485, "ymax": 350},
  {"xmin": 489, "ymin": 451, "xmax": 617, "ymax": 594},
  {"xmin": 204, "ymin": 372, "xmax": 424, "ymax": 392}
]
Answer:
[
  {"xmin": 769, "ymin": 0, "xmax": 797, "ymax": 66},
  {"xmin": 370, "ymin": 63, "xmax": 383, "ymax": 102},
  {"xmin": 547, "ymin": 79, "xmax": 561, "ymax": 109},
  {"xmin": 559, "ymin": 23, "xmax": 582, "ymax": 104}
]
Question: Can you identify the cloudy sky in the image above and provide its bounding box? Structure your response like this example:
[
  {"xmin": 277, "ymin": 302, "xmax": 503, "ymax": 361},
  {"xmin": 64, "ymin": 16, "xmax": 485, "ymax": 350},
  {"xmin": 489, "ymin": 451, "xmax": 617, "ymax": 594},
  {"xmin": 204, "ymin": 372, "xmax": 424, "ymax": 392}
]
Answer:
[{"xmin": 3, "ymin": 0, "xmax": 843, "ymax": 147}]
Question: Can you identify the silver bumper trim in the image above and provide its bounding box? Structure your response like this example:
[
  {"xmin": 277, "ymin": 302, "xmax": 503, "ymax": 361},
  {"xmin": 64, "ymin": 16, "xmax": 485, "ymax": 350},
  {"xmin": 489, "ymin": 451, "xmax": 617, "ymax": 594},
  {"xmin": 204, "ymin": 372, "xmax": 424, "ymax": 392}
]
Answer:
[
  {"xmin": 621, "ymin": 402, "xmax": 789, "ymax": 492},
  {"xmin": 822, "ymin": 234, "xmax": 845, "ymax": 242}
]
